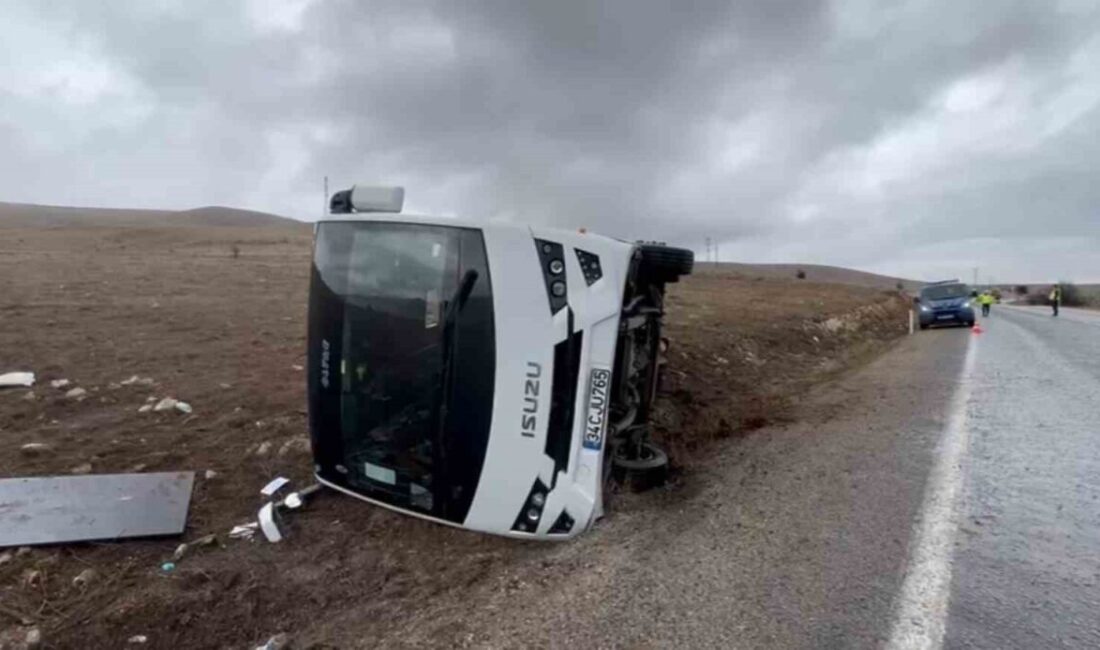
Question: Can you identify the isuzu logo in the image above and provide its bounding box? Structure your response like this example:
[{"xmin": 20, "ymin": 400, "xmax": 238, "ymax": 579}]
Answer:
[
  {"xmin": 520, "ymin": 361, "xmax": 541, "ymax": 438},
  {"xmin": 583, "ymin": 368, "xmax": 611, "ymax": 450},
  {"xmin": 320, "ymin": 339, "xmax": 331, "ymax": 389}
]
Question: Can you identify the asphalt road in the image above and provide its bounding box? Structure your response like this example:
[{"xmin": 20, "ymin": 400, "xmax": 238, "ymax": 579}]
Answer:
[
  {"xmin": 941, "ymin": 306, "xmax": 1100, "ymax": 649},
  {"xmin": 391, "ymin": 305, "xmax": 1100, "ymax": 648}
]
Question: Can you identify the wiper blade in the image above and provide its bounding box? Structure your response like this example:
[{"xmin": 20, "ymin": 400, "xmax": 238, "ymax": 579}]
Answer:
[{"xmin": 444, "ymin": 269, "xmax": 479, "ymax": 325}]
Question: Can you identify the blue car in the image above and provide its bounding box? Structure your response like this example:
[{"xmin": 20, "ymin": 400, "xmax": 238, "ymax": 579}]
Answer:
[{"xmin": 916, "ymin": 281, "xmax": 976, "ymax": 330}]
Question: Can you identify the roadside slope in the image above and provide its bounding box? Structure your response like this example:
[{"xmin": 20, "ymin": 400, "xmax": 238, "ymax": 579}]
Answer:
[{"xmin": 2, "ymin": 226, "xmax": 911, "ymax": 649}]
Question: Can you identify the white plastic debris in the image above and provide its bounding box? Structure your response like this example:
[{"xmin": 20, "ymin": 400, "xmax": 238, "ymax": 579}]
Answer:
[
  {"xmin": 284, "ymin": 492, "xmax": 303, "ymax": 510},
  {"xmin": 0, "ymin": 371, "xmax": 35, "ymax": 388},
  {"xmin": 229, "ymin": 522, "xmax": 259, "ymax": 541},
  {"xmin": 153, "ymin": 397, "xmax": 178, "ymax": 412},
  {"xmin": 258, "ymin": 502, "xmax": 282, "ymax": 543},
  {"xmin": 260, "ymin": 476, "xmax": 290, "ymax": 497},
  {"xmin": 175, "ymin": 401, "xmax": 193, "ymax": 414},
  {"xmin": 50, "ymin": 379, "xmax": 70, "ymax": 389},
  {"xmin": 65, "ymin": 387, "xmax": 88, "ymax": 399}
]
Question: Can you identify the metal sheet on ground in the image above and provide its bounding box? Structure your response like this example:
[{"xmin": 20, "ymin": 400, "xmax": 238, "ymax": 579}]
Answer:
[{"xmin": 0, "ymin": 472, "xmax": 194, "ymax": 547}]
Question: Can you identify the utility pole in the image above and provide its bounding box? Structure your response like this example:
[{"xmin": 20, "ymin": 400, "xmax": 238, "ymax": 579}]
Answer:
[
  {"xmin": 705, "ymin": 237, "xmax": 712, "ymax": 265},
  {"xmin": 323, "ymin": 176, "xmax": 329, "ymax": 217}
]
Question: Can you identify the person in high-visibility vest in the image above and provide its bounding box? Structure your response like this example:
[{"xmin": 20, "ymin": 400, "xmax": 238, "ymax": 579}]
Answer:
[
  {"xmin": 1050, "ymin": 285, "xmax": 1062, "ymax": 317},
  {"xmin": 979, "ymin": 291, "xmax": 995, "ymax": 317}
]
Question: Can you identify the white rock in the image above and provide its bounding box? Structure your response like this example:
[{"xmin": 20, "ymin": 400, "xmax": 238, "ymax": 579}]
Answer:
[
  {"xmin": 120, "ymin": 375, "xmax": 141, "ymax": 385},
  {"xmin": 255, "ymin": 633, "xmax": 289, "ymax": 650},
  {"xmin": 153, "ymin": 398, "xmax": 178, "ymax": 412},
  {"xmin": 22, "ymin": 390, "xmax": 36, "ymax": 401},
  {"xmin": 172, "ymin": 543, "xmax": 189, "ymax": 562},
  {"xmin": 174, "ymin": 401, "xmax": 193, "ymax": 414},
  {"xmin": 0, "ymin": 552, "xmax": 12, "ymax": 565},
  {"xmin": 277, "ymin": 437, "xmax": 310, "ymax": 456},
  {"xmin": 20, "ymin": 442, "xmax": 53, "ymax": 456},
  {"xmin": 128, "ymin": 635, "xmax": 149, "ymax": 644},
  {"xmin": 255, "ymin": 441, "xmax": 273, "ymax": 456},
  {"xmin": 145, "ymin": 396, "xmax": 156, "ymax": 402},
  {"xmin": 204, "ymin": 469, "xmax": 219, "ymax": 480},
  {"xmin": 65, "ymin": 387, "xmax": 87, "ymax": 399},
  {"xmin": 50, "ymin": 379, "xmax": 70, "ymax": 389},
  {"xmin": 25, "ymin": 628, "xmax": 42, "ymax": 648},
  {"xmin": 72, "ymin": 568, "xmax": 97, "ymax": 587},
  {"xmin": 138, "ymin": 404, "xmax": 153, "ymax": 413}
]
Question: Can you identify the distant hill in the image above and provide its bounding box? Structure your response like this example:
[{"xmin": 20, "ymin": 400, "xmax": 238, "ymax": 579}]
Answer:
[
  {"xmin": 701, "ymin": 262, "xmax": 923, "ymax": 292},
  {"xmin": 0, "ymin": 201, "xmax": 301, "ymax": 228}
]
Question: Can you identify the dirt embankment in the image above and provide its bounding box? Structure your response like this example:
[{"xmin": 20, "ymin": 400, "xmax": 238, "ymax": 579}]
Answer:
[
  {"xmin": 1, "ymin": 227, "xmax": 907, "ymax": 649},
  {"xmin": 654, "ymin": 272, "xmax": 910, "ymax": 465}
]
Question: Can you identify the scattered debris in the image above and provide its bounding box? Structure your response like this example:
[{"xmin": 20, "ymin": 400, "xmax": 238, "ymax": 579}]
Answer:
[
  {"xmin": 193, "ymin": 533, "xmax": 218, "ymax": 547},
  {"xmin": 171, "ymin": 543, "xmax": 189, "ymax": 562},
  {"xmin": 204, "ymin": 469, "xmax": 219, "ymax": 480},
  {"xmin": 153, "ymin": 398, "xmax": 178, "ymax": 412},
  {"xmin": 229, "ymin": 523, "xmax": 259, "ymax": 541},
  {"xmin": 160, "ymin": 562, "xmax": 176, "ymax": 573},
  {"xmin": 49, "ymin": 379, "xmax": 70, "ymax": 389},
  {"xmin": 129, "ymin": 463, "xmax": 148, "ymax": 473},
  {"xmin": 175, "ymin": 401, "xmax": 193, "ymax": 414},
  {"xmin": 255, "ymin": 441, "xmax": 273, "ymax": 456},
  {"xmin": 25, "ymin": 628, "xmax": 42, "ymax": 648},
  {"xmin": 72, "ymin": 568, "xmax": 98, "ymax": 588},
  {"xmin": 0, "ymin": 472, "xmax": 195, "ymax": 547},
  {"xmin": 277, "ymin": 436, "xmax": 310, "ymax": 456},
  {"xmin": 291, "ymin": 364, "xmax": 304, "ymax": 371},
  {"xmin": 16, "ymin": 546, "xmax": 32, "ymax": 557},
  {"xmin": 145, "ymin": 396, "xmax": 156, "ymax": 402},
  {"xmin": 284, "ymin": 492, "xmax": 303, "ymax": 509},
  {"xmin": 258, "ymin": 502, "xmax": 283, "ymax": 543},
  {"xmin": 219, "ymin": 382, "xmax": 231, "ymax": 389},
  {"xmin": 65, "ymin": 387, "xmax": 88, "ymax": 399},
  {"xmin": 120, "ymin": 375, "xmax": 156, "ymax": 386},
  {"xmin": 138, "ymin": 404, "xmax": 153, "ymax": 413},
  {"xmin": 22, "ymin": 390, "xmax": 36, "ymax": 401},
  {"xmin": 0, "ymin": 371, "xmax": 35, "ymax": 388},
  {"xmin": 20, "ymin": 442, "xmax": 54, "ymax": 457},
  {"xmin": 255, "ymin": 633, "xmax": 289, "ymax": 650},
  {"xmin": 127, "ymin": 635, "xmax": 149, "ymax": 644},
  {"xmin": 70, "ymin": 463, "xmax": 93, "ymax": 475},
  {"xmin": 260, "ymin": 476, "xmax": 290, "ymax": 497},
  {"xmin": 0, "ymin": 552, "xmax": 12, "ymax": 565},
  {"xmin": 22, "ymin": 569, "xmax": 43, "ymax": 587}
]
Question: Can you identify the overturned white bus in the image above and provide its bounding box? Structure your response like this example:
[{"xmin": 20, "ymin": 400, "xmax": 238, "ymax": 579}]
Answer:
[{"xmin": 308, "ymin": 186, "xmax": 692, "ymax": 539}]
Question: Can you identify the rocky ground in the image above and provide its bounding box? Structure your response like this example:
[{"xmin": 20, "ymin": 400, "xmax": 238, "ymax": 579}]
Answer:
[{"xmin": 0, "ymin": 223, "xmax": 907, "ymax": 649}]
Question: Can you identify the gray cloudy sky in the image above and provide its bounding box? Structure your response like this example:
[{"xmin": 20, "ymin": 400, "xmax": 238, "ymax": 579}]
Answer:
[{"xmin": 2, "ymin": 1, "xmax": 1098, "ymax": 282}]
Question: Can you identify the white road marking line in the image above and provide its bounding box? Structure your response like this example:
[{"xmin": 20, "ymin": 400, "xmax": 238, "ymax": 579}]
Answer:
[{"xmin": 886, "ymin": 335, "xmax": 978, "ymax": 650}]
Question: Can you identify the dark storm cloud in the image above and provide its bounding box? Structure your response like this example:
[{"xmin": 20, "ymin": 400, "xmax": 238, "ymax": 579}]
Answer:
[{"xmin": 1, "ymin": 0, "xmax": 1098, "ymax": 280}]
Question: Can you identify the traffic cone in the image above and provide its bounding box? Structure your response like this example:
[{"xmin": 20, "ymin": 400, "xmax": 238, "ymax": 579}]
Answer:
[{"xmin": 971, "ymin": 323, "xmax": 983, "ymax": 334}]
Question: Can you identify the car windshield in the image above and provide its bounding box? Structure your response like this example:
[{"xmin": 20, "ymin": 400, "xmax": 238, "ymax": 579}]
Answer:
[
  {"xmin": 921, "ymin": 284, "xmax": 970, "ymax": 300},
  {"xmin": 307, "ymin": 222, "xmax": 495, "ymax": 523}
]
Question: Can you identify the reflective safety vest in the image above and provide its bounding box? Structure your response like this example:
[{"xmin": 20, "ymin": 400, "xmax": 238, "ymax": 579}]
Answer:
[{"xmin": 979, "ymin": 293, "xmax": 994, "ymax": 305}]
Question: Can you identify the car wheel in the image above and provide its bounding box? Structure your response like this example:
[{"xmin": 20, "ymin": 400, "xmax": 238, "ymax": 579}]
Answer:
[
  {"xmin": 611, "ymin": 440, "xmax": 669, "ymax": 490},
  {"xmin": 637, "ymin": 244, "xmax": 694, "ymax": 284},
  {"xmin": 919, "ymin": 324, "xmax": 928, "ymax": 330}
]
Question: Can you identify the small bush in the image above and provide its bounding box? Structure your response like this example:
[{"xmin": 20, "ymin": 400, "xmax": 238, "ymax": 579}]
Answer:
[
  {"xmin": 1014, "ymin": 284, "xmax": 1029, "ymax": 295},
  {"xmin": 895, "ymin": 281, "xmax": 904, "ymax": 291},
  {"xmin": 1060, "ymin": 282, "xmax": 1084, "ymax": 307},
  {"xmin": 795, "ymin": 269, "xmax": 806, "ymax": 279},
  {"xmin": 231, "ymin": 244, "xmax": 241, "ymax": 259}
]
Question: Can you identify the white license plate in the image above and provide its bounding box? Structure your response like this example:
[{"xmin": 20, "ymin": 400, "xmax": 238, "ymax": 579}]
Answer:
[
  {"xmin": 936, "ymin": 314, "xmax": 954, "ymax": 320},
  {"xmin": 583, "ymin": 368, "xmax": 611, "ymax": 450}
]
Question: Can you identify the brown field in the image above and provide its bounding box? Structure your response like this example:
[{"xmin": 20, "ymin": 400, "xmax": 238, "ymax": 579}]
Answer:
[{"xmin": 0, "ymin": 214, "xmax": 907, "ymax": 649}]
